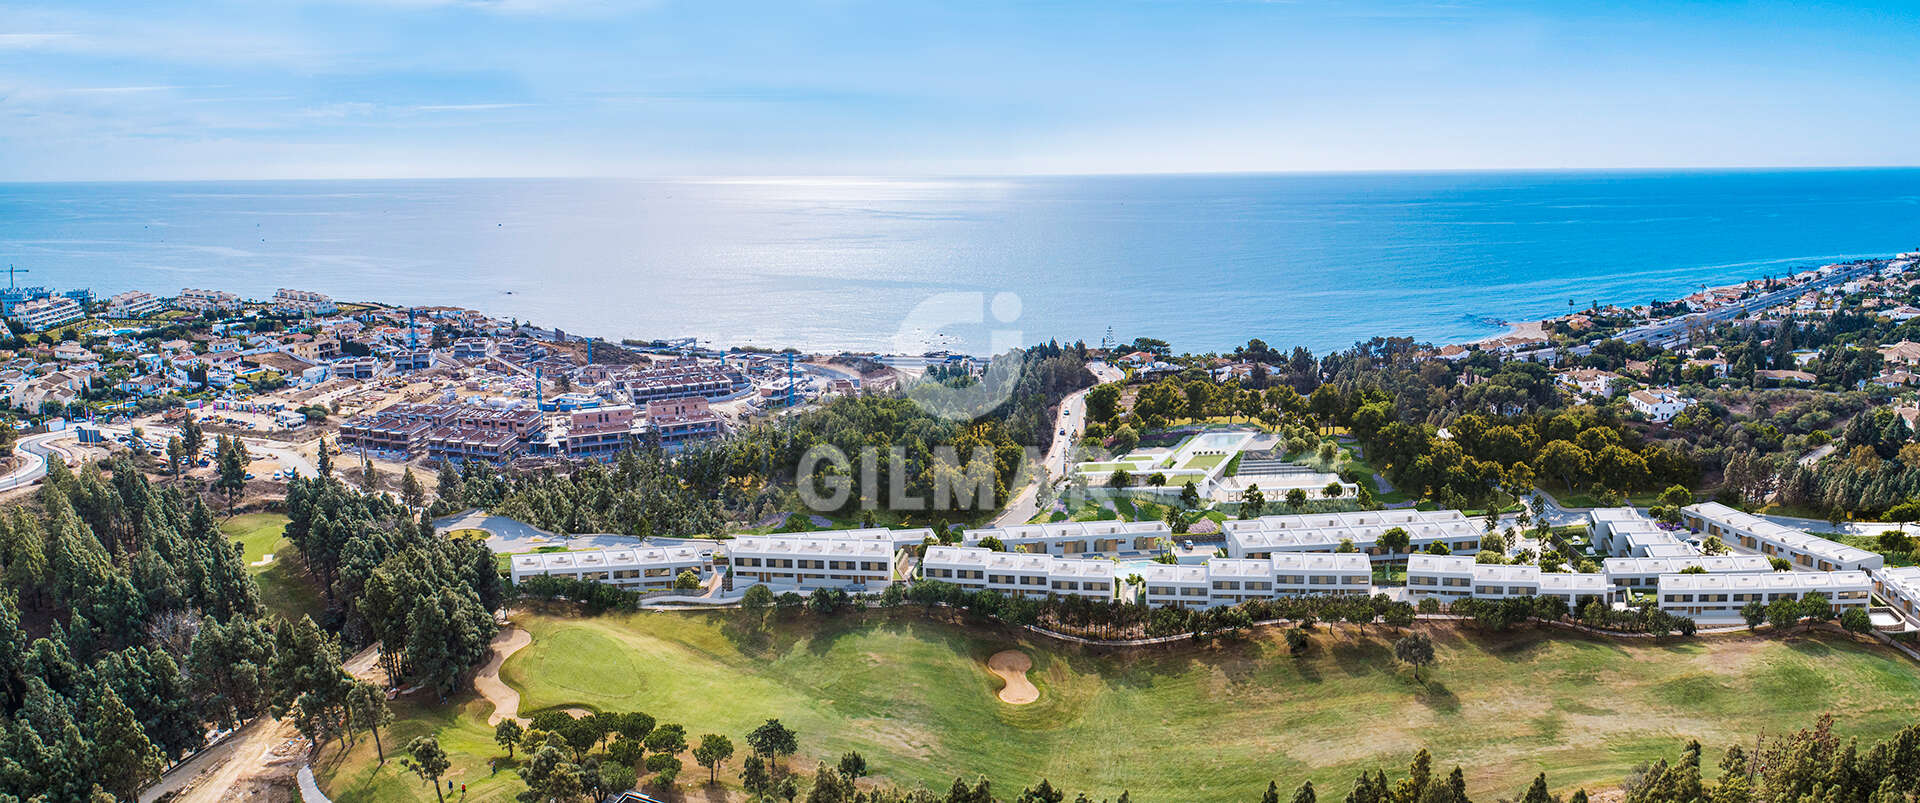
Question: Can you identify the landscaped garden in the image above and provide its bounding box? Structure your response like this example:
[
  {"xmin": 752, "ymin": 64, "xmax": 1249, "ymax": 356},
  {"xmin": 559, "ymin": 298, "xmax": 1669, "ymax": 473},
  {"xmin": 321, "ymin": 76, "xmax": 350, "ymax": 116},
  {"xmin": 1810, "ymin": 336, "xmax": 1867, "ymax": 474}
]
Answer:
[{"xmin": 315, "ymin": 608, "xmax": 1920, "ymax": 803}]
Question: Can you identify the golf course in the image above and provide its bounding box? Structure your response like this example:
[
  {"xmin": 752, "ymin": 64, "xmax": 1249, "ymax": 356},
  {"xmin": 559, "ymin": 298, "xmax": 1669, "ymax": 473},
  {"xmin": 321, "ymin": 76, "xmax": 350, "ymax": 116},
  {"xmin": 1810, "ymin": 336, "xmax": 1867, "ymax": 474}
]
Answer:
[{"xmin": 316, "ymin": 607, "xmax": 1920, "ymax": 802}]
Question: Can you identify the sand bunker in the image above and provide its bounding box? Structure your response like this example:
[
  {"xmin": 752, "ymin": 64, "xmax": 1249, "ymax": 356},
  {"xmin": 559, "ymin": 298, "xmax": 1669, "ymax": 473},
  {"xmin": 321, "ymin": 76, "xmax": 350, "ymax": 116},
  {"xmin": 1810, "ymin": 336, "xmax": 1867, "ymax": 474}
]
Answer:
[
  {"xmin": 987, "ymin": 650, "xmax": 1038, "ymax": 705},
  {"xmin": 478, "ymin": 627, "xmax": 533, "ymax": 726}
]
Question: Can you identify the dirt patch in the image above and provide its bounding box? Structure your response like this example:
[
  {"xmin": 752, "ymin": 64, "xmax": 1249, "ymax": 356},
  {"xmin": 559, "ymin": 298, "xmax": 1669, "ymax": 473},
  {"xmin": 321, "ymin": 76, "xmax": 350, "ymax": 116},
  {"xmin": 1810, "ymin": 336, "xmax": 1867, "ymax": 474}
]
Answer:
[
  {"xmin": 478, "ymin": 626, "xmax": 534, "ymax": 726},
  {"xmin": 987, "ymin": 650, "xmax": 1038, "ymax": 705}
]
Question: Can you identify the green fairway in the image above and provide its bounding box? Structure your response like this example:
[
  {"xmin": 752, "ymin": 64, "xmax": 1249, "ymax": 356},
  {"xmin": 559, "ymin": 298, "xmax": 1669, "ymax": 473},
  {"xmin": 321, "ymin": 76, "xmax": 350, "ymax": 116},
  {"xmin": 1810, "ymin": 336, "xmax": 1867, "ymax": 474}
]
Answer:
[
  {"xmin": 319, "ymin": 608, "xmax": 1920, "ymax": 802},
  {"xmin": 222, "ymin": 512, "xmax": 324, "ymax": 624}
]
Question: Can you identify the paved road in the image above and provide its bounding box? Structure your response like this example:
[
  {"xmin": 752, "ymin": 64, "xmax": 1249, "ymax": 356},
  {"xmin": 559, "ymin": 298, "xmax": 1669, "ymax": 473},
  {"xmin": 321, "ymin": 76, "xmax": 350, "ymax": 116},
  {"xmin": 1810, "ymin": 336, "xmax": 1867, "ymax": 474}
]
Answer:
[
  {"xmin": 0, "ymin": 429, "xmax": 76, "ymax": 492},
  {"xmin": 1564, "ymin": 262, "xmax": 1880, "ymax": 357},
  {"xmin": 992, "ymin": 385, "xmax": 1090, "ymax": 526}
]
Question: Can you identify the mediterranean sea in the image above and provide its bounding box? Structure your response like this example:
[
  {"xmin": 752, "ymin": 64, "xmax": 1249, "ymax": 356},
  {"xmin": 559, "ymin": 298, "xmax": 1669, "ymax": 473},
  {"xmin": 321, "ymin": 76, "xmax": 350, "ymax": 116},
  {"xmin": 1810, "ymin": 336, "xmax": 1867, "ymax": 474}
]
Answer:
[{"xmin": 2, "ymin": 169, "xmax": 1915, "ymax": 354}]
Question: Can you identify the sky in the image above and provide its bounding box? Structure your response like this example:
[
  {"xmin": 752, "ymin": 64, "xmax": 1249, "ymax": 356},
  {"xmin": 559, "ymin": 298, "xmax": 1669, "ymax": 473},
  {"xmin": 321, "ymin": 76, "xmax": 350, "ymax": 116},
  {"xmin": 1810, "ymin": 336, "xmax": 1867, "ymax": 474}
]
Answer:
[{"xmin": 2, "ymin": 0, "xmax": 1919, "ymax": 180}]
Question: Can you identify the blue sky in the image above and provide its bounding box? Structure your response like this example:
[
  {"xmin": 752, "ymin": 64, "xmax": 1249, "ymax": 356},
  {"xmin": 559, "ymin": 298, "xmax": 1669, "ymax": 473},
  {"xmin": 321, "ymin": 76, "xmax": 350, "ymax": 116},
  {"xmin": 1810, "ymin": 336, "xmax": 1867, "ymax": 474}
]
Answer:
[{"xmin": 3, "ymin": 0, "xmax": 1918, "ymax": 180}]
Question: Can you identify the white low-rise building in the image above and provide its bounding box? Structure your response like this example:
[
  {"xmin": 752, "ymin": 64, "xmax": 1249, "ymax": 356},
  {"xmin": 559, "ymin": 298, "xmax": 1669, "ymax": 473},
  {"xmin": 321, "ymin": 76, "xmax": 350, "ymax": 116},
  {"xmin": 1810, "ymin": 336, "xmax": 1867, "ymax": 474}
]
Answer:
[
  {"xmin": 1872, "ymin": 566, "xmax": 1920, "ymax": 628},
  {"xmin": 920, "ymin": 546, "xmax": 1116, "ymax": 600},
  {"xmin": 272, "ymin": 288, "xmax": 338, "ymax": 317},
  {"xmin": 1408, "ymin": 554, "xmax": 1611, "ymax": 608},
  {"xmin": 1140, "ymin": 563, "xmax": 1213, "ymax": 609},
  {"xmin": 1601, "ymin": 555, "xmax": 1775, "ymax": 592},
  {"xmin": 1682, "ymin": 502, "xmax": 1884, "ymax": 572},
  {"xmin": 509, "ymin": 545, "xmax": 707, "ymax": 591},
  {"xmin": 963, "ymin": 520, "xmax": 1168, "ymax": 557},
  {"xmin": 727, "ymin": 535, "xmax": 896, "ymax": 591},
  {"xmin": 1405, "ymin": 554, "xmax": 1476, "ymax": 602},
  {"xmin": 1628, "ymin": 389, "xmax": 1694, "ymax": 423},
  {"xmin": 1656, "ymin": 570, "xmax": 1871, "ymax": 623},
  {"xmin": 1225, "ymin": 509, "xmax": 1483, "ymax": 562}
]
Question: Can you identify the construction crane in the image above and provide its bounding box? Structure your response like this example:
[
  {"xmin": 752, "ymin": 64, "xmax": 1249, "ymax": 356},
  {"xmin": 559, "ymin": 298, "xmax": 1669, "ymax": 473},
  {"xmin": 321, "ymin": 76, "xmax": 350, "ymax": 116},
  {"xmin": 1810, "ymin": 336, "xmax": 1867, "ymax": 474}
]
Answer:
[
  {"xmin": 406, "ymin": 307, "xmax": 418, "ymax": 349},
  {"xmin": 785, "ymin": 352, "xmax": 797, "ymax": 409},
  {"xmin": 4, "ymin": 265, "xmax": 27, "ymax": 289}
]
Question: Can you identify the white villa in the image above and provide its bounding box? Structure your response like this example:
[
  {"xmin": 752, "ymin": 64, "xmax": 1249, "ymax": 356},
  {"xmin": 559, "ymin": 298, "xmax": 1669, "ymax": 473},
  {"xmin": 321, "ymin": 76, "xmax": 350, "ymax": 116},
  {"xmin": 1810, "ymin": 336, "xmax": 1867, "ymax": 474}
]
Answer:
[{"xmin": 1628, "ymin": 388, "xmax": 1695, "ymax": 423}]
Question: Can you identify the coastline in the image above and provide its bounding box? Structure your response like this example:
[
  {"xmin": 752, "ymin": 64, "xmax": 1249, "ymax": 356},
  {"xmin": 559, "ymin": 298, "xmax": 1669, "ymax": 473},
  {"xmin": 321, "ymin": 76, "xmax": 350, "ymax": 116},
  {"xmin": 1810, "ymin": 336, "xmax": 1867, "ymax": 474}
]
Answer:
[{"xmin": 1470, "ymin": 318, "xmax": 1547, "ymax": 346}]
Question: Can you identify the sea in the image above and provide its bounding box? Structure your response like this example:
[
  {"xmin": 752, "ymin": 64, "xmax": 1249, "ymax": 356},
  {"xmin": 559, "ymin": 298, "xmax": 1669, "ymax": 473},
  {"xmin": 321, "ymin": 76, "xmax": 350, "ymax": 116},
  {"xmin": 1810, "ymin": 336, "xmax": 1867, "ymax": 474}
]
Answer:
[{"xmin": 1, "ymin": 169, "xmax": 1916, "ymax": 355}]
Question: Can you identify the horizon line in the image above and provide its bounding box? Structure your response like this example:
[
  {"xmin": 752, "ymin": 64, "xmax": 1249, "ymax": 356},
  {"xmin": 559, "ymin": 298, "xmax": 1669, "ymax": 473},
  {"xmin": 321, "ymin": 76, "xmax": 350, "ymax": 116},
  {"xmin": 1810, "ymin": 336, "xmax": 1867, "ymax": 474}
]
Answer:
[{"xmin": 6, "ymin": 164, "xmax": 1920, "ymax": 186}]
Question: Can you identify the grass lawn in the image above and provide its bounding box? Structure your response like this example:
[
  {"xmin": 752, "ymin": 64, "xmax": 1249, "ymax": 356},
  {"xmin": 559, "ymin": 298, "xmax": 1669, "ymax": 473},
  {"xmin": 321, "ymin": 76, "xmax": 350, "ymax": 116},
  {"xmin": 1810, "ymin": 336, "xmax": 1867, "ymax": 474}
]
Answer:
[
  {"xmin": 222, "ymin": 512, "xmax": 325, "ymax": 624},
  {"xmin": 1181, "ymin": 453, "xmax": 1227, "ymax": 471},
  {"xmin": 319, "ymin": 609, "xmax": 1920, "ymax": 803}
]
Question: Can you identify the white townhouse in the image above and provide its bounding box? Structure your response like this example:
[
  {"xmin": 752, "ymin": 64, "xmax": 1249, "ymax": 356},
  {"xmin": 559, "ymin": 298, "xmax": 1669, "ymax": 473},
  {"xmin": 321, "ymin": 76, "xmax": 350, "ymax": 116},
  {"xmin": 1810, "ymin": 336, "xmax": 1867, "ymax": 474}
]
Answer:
[
  {"xmin": 1405, "ymin": 554, "xmax": 1476, "ymax": 602},
  {"xmin": 1225, "ymin": 508, "xmax": 1483, "ymax": 563},
  {"xmin": 920, "ymin": 546, "xmax": 1116, "ymax": 601},
  {"xmin": 1204, "ymin": 559, "xmax": 1280, "ymax": 608},
  {"xmin": 1871, "ymin": 566, "xmax": 1920, "ymax": 628},
  {"xmin": 962, "ymin": 520, "xmax": 1167, "ymax": 557},
  {"xmin": 726, "ymin": 535, "xmax": 896, "ymax": 592},
  {"xmin": 1681, "ymin": 502, "xmax": 1885, "ymax": 572},
  {"xmin": 508, "ymin": 545, "xmax": 707, "ymax": 592},
  {"xmin": 1656, "ymin": 571, "xmax": 1872, "ymax": 624},
  {"xmin": 1139, "ymin": 563, "xmax": 1213, "ymax": 609},
  {"xmin": 1267, "ymin": 552, "xmax": 1373, "ymax": 598},
  {"xmin": 1407, "ymin": 554, "xmax": 1612, "ymax": 609},
  {"xmin": 1537, "ymin": 572, "xmax": 1613, "ymax": 609},
  {"xmin": 1601, "ymin": 555, "xmax": 1775, "ymax": 593}
]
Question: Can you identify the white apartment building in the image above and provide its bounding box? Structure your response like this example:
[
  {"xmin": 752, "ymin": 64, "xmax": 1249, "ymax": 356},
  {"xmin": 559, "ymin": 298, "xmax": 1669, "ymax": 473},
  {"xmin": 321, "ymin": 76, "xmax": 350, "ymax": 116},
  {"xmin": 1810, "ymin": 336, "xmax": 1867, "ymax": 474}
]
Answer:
[
  {"xmin": 9, "ymin": 296, "xmax": 83, "ymax": 332},
  {"xmin": 508, "ymin": 545, "xmax": 707, "ymax": 591},
  {"xmin": 1134, "ymin": 553, "xmax": 1374, "ymax": 610},
  {"xmin": 920, "ymin": 546, "xmax": 1116, "ymax": 600},
  {"xmin": 1225, "ymin": 509, "xmax": 1483, "ymax": 562},
  {"xmin": 174, "ymin": 288, "xmax": 242, "ymax": 314},
  {"xmin": 1656, "ymin": 570, "xmax": 1871, "ymax": 623},
  {"xmin": 726, "ymin": 535, "xmax": 896, "ymax": 591},
  {"xmin": 272, "ymin": 288, "xmax": 339, "ymax": 317},
  {"xmin": 1405, "ymin": 554, "xmax": 1476, "ymax": 602},
  {"xmin": 105, "ymin": 290, "xmax": 163, "ymax": 319},
  {"xmin": 1407, "ymin": 554, "xmax": 1613, "ymax": 609},
  {"xmin": 1681, "ymin": 502, "xmax": 1884, "ymax": 572},
  {"xmin": 962, "ymin": 520, "xmax": 1168, "ymax": 557},
  {"xmin": 1601, "ymin": 555, "xmax": 1774, "ymax": 593}
]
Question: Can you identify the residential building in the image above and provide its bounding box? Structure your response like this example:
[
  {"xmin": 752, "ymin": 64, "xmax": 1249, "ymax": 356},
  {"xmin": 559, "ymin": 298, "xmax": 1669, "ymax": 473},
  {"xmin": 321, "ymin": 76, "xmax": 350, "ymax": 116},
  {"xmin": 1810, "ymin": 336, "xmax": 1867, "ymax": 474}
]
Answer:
[
  {"xmin": 451, "ymin": 337, "xmax": 494, "ymax": 361},
  {"xmin": 1224, "ymin": 509, "xmax": 1482, "ymax": 562},
  {"xmin": 105, "ymin": 290, "xmax": 163, "ymax": 319},
  {"xmin": 1681, "ymin": 502, "xmax": 1884, "ymax": 572},
  {"xmin": 1656, "ymin": 571, "xmax": 1871, "ymax": 624},
  {"xmin": 921, "ymin": 546, "xmax": 1116, "ymax": 600},
  {"xmin": 509, "ymin": 545, "xmax": 708, "ymax": 592},
  {"xmin": 542, "ymin": 404, "xmax": 635, "ymax": 461},
  {"xmin": 1601, "ymin": 555, "xmax": 1775, "ymax": 593},
  {"xmin": 1557, "ymin": 368, "xmax": 1620, "ymax": 398},
  {"xmin": 8, "ymin": 297, "xmax": 83, "ymax": 332},
  {"xmin": 1628, "ymin": 389, "xmax": 1693, "ymax": 423},
  {"xmin": 962, "ymin": 520, "xmax": 1168, "ymax": 557},
  {"xmin": 726, "ymin": 535, "xmax": 895, "ymax": 591},
  {"xmin": 272, "ymin": 288, "xmax": 338, "ymax": 317},
  {"xmin": 645, "ymin": 396, "xmax": 724, "ymax": 449},
  {"xmin": 174, "ymin": 288, "xmax": 242, "ymax": 314},
  {"xmin": 1872, "ymin": 566, "xmax": 1920, "ymax": 628}
]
